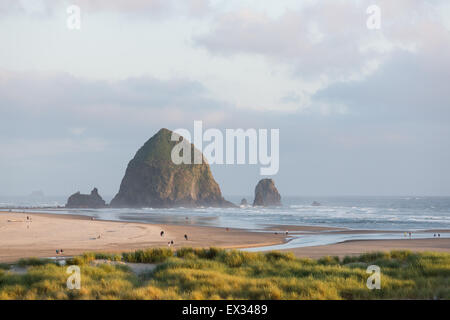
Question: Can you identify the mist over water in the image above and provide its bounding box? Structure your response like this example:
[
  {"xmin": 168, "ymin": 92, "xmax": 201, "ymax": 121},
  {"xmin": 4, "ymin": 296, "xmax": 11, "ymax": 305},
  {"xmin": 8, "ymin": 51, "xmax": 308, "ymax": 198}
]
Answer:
[{"xmin": 2, "ymin": 196, "xmax": 450, "ymax": 232}]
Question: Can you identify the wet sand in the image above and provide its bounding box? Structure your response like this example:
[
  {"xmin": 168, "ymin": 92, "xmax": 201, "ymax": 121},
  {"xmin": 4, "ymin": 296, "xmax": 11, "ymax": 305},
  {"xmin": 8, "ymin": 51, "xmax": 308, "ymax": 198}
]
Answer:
[{"xmin": 265, "ymin": 225, "xmax": 348, "ymax": 232}]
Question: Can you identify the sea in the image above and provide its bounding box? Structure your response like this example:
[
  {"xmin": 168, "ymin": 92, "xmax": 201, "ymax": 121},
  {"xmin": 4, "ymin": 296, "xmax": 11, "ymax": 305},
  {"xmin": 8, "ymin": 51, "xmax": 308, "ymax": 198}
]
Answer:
[{"xmin": 2, "ymin": 195, "xmax": 450, "ymax": 250}]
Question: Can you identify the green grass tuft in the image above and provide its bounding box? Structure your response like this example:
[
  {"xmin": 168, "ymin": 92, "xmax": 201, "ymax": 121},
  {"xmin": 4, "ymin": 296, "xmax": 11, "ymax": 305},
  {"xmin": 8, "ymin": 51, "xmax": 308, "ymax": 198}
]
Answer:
[
  {"xmin": 0, "ymin": 264, "xmax": 11, "ymax": 270},
  {"xmin": 17, "ymin": 258, "xmax": 53, "ymax": 267}
]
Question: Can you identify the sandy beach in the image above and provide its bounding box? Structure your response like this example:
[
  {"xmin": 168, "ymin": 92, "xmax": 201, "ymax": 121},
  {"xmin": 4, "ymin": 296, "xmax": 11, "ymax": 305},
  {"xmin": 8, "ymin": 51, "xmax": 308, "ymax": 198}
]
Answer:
[
  {"xmin": 1, "ymin": 211, "xmax": 449, "ymax": 262},
  {"xmin": 0, "ymin": 211, "xmax": 286, "ymax": 262}
]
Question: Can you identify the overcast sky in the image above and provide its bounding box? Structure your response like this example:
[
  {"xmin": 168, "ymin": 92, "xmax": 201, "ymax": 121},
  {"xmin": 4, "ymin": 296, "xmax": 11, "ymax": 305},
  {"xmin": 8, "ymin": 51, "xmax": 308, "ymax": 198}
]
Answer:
[{"xmin": 1, "ymin": 0, "xmax": 450, "ymax": 197}]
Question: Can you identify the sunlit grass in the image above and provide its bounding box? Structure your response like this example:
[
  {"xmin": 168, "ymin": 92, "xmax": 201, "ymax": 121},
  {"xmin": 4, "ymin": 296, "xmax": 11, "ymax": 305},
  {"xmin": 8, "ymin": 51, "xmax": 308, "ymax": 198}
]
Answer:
[{"xmin": 0, "ymin": 248, "xmax": 448, "ymax": 299}]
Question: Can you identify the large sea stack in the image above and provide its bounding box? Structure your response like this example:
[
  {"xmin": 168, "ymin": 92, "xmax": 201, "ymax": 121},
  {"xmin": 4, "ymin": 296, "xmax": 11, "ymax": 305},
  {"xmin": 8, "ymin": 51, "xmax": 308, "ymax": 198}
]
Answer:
[
  {"xmin": 253, "ymin": 179, "xmax": 282, "ymax": 207},
  {"xmin": 110, "ymin": 128, "xmax": 234, "ymax": 208},
  {"xmin": 66, "ymin": 188, "xmax": 106, "ymax": 208}
]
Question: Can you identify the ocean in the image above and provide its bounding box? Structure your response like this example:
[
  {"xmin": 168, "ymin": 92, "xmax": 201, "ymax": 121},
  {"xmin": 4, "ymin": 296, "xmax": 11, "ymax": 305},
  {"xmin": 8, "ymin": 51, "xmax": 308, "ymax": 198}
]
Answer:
[{"xmin": 2, "ymin": 195, "xmax": 450, "ymax": 232}]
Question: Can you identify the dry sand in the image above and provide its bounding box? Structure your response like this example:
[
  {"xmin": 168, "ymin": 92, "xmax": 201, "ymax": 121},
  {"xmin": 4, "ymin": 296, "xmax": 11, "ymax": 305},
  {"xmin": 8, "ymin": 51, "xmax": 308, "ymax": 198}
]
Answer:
[
  {"xmin": 0, "ymin": 211, "xmax": 285, "ymax": 262},
  {"xmin": 1, "ymin": 211, "xmax": 449, "ymax": 262}
]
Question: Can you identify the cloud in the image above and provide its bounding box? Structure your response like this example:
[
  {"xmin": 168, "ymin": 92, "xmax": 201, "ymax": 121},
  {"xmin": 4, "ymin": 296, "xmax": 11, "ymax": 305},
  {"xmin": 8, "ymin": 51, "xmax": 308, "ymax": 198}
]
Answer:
[
  {"xmin": 0, "ymin": 137, "xmax": 108, "ymax": 159},
  {"xmin": 192, "ymin": 0, "xmax": 450, "ymax": 120},
  {"xmin": 195, "ymin": 0, "xmax": 449, "ymax": 86},
  {"xmin": 77, "ymin": 0, "xmax": 211, "ymax": 17},
  {"xmin": 195, "ymin": 1, "xmax": 381, "ymax": 80},
  {"xmin": 0, "ymin": 0, "xmax": 55, "ymax": 17},
  {"xmin": 68, "ymin": 127, "xmax": 86, "ymax": 135},
  {"xmin": 0, "ymin": 0, "xmax": 211, "ymax": 18},
  {"xmin": 313, "ymin": 50, "xmax": 450, "ymax": 122},
  {"xmin": 0, "ymin": 71, "xmax": 231, "ymax": 128}
]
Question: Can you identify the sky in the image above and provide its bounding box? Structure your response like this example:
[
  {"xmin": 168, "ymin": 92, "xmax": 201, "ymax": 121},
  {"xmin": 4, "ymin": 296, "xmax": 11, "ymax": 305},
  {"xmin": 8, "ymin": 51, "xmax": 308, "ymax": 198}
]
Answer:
[{"xmin": 1, "ymin": 0, "xmax": 450, "ymax": 197}]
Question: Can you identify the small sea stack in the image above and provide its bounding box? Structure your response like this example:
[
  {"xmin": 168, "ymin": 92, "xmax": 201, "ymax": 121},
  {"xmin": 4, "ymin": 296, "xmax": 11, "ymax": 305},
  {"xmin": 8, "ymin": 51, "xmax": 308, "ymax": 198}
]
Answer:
[
  {"xmin": 66, "ymin": 188, "xmax": 106, "ymax": 208},
  {"xmin": 253, "ymin": 179, "xmax": 281, "ymax": 207}
]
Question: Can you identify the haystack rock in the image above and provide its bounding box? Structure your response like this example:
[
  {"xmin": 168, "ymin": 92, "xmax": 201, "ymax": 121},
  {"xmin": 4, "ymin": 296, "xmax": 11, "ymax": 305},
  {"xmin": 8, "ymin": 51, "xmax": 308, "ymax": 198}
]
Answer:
[
  {"xmin": 253, "ymin": 179, "xmax": 282, "ymax": 207},
  {"xmin": 110, "ymin": 128, "xmax": 234, "ymax": 208},
  {"xmin": 240, "ymin": 198, "xmax": 248, "ymax": 206},
  {"xmin": 66, "ymin": 188, "xmax": 106, "ymax": 208}
]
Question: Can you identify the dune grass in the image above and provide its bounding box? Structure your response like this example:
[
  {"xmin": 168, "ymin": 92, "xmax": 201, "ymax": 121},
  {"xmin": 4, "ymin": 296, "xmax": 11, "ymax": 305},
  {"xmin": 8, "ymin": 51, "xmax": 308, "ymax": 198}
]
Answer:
[
  {"xmin": 0, "ymin": 264, "xmax": 10, "ymax": 271},
  {"xmin": 0, "ymin": 248, "xmax": 449, "ymax": 299}
]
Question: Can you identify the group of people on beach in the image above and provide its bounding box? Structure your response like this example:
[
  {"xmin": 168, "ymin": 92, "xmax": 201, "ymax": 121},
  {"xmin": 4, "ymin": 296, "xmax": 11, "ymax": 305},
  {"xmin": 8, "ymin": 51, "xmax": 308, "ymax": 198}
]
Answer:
[
  {"xmin": 404, "ymin": 232, "xmax": 441, "ymax": 239},
  {"xmin": 160, "ymin": 230, "xmax": 189, "ymax": 247}
]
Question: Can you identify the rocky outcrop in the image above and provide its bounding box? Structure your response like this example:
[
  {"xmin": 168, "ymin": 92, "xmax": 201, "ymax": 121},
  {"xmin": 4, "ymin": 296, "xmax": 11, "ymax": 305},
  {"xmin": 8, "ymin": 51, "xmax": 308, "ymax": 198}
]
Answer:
[
  {"xmin": 240, "ymin": 198, "xmax": 248, "ymax": 206},
  {"xmin": 110, "ymin": 128, "xmax": 234, "ymax": 208},
  {"xmin": 253, "ymin": 179, "xmax": 281, "ymax": 207},
  {"xmin": 311, "ymin": 201, "xmax": 321, "ymax": 206},
  {"xmin": 66, "ymin": 188, "xmax": 106, "ymax": 208}
]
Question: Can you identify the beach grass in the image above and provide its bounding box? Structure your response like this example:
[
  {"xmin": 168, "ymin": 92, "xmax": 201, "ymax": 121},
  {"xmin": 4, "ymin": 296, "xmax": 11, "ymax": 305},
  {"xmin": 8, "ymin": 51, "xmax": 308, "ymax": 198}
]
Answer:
[
  {"xmin": 0, "ymin": 263, "xmax": 10, "ymax": 271},
  {"xmin": 0, "ymin": 248, "xmax": 449, "ymax": 299}
]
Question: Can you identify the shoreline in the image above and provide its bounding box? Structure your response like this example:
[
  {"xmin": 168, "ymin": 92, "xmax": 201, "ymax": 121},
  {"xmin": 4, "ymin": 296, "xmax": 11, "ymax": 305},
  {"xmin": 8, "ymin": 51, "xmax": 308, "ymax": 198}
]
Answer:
[
  {"xmin": 1, "ymin": 210, "xmax": 449, "ymax": 262},
  {"xmin": 6, "ymin": 208, "xmax": 450, "ymax": 233}
]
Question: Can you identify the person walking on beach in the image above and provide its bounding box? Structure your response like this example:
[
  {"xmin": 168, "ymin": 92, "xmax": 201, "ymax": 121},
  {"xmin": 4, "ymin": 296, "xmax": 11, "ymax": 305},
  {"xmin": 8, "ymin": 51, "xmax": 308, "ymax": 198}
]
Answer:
[
  {"xmin": 160, "ymin": 231, "xmax": 164, "ymax": 237},
  {"xmin": 184, "ymin": 234, "xmax": 188, "ymax": 241}
]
